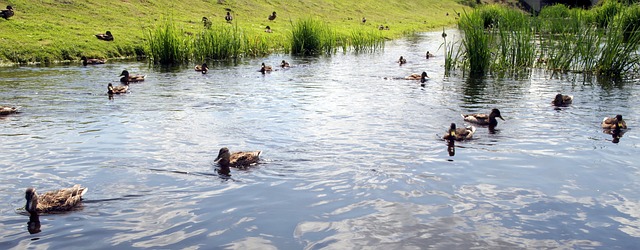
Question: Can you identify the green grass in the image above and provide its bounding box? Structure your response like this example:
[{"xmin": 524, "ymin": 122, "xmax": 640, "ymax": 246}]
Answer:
[{"xmin": 0, "ymin": 0, "xmax": 470, "ymax": 65}]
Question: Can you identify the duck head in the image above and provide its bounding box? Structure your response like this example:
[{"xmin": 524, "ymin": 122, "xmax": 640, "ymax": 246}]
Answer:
[
  {"xmin": 553, "ymin": 94, "xmax": 564, "ymax": 105},
  {"xmin": 490, "ymin": 108, "xmax": 505, "ymax": 121},
  {"xmin": 448, "ymin": 123, "xmax": 457, "ymax": 137},
  {"xmin": 215, "ymin": 147, "xmax": 231, "ymax": 166},
  {"xmin": 107, "ymin": 83, "xmax": 114, "ymax": 94},
  {"xmin": 616, "ymin": 114, "xmax": 624, "ymax": 128},
  {"xmin": 201, "ymin": 63, "xmax": 208, "ymax": 74},
  {"xmin": 106, "ymin": 31, "xmax": 112, "ymax": 36},
  {"xmin": 25, "ymin": 188, "xmax": 38, "ymax": 215}
]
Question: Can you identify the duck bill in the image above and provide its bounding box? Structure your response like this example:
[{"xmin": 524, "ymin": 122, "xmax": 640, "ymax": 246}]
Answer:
[{"xmin": 498, "ymin": 115, "xmax": 505, "ymax": 121}]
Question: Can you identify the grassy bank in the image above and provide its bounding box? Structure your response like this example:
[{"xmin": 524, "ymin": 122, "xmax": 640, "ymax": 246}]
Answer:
[{"xmin": 0, "ymin": 0, "xmax": 469, "ymax": 65}]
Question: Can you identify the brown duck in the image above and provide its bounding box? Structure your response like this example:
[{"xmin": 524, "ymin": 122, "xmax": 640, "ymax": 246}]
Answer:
[
  {"xmin": 108, "ymin": 83, "xmax": 128, "ymax": 95},
  {"xmin": 215, "ymin": 147, "xmax": 261, "ymax": 168},
  {"xmin": 1, "ymin": 106, "xmax": 18, "ymax": 115},
  {"xmin": 552, "ymin": 94, "xmax": 573, "ymax": 106},
  {"xmin": 443, "ymin": 123, "xmax": 476, "ymax": 141},
  {"xmin": 95, "ymin": 31, "xmax": 114, "ymax": 41},
  {"xmin": 195, "ymin": 63, "xmax": 208, "ymax": 74},
  {"xmin": 462, "ymin": 108, "xmax": 505, "ymax": 127},
  {"xmin": 25, "ymin": 185, "xmax": 88, "ymax": 215},
  {"xmin": 120, "ymin": 70, "xmax": 146, "ymax": 83},
  {"xmin": 81, "ymin": 56, "xmax": 106, "ymax": 66},
  {"xmin": 602, "ymin": 115, "xmax": 627, "ymax": 130}
]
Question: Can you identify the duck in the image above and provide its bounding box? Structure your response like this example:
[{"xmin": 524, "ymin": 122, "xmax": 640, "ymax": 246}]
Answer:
[
  {"xmin": 225, "ymin": 12, "xmax": 233, "ymax": 22},
  {"xmin": 214, "ymin": 147, "xmax": 261, "ymax": 168},
  {"xmin": 119, "ymin": 70, "xmax": 145, "ymax": 83},
  {"xmin": 195, "ymin": 63, "xmax": 208, "ymax": 74},
  {"xmin": 95, "ymin": 31, "xmax": 114, "ymax": 41},
  {"xmin": 443, "ymin": 123, "xmax": 476, "ymax": 141},
  {"xmin": 202, "ymin": 17, "xmax": 212, "ymax": 29},
  {"xmin": 265, "ymin": 25, "xmax": 273, "ymax": 33},
  {"xmin": 426, "ymin": 51, "xmax": 434, "ymax": 59},
  {"xmin": 398, "ymin": 56, "xmax": 407, "ymax": 65},
  {"xmin": 268, "ymin": 11, "xmax": 277, "ymax": 21},
  {"xmin": 461, "ymin": 108, "xmax": 505, "ymax": 127},
  {"xmin": 280, "ymin": 60, "xmax": 290, "ymax": 68},
  {"xmin": 405, "ymin": 71, "xmax": 428, "ymax": 81},
  {"xmin": 419, "ymin": 72, "xmax": 429, "ymax": 85},
  {"xmin": 81, "ymin": 56, "xmax": 106, "ymax": 66},
  {"xmin": 1, "ymin": 5, "xmax": 14, "ymax": 19},
  {"xmin": 551, "ymin": 93, "xmax": 573, "ymax": 106},
  {"xmin": 362, "ymin": 17, "xmax": 366, "ymax": 24},
  {"xmin": 24, "ymin": 185, "xmax": 88, "ymax": 215},
  {"xmin": 259, "ymin": 62, "xmax": 273, "ymax": 74},
  {"xmin": 0, "ymin": 106, "xmax": 18, "ymax": 115},
  {"xmin": 601, "ymin": 115, "xmax": 627, "ymax": 130},
  {"xmin": 108, "ymin": 83, "xmax": 128, "ymax": 95}
]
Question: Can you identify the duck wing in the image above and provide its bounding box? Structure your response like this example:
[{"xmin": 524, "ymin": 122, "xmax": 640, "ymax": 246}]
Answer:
[
  {"xmin": 38, "ymin": 185, "xmax": 87, "ymax": 213},
  {"xmin": 461, "ymin": 113, "xmax": 489, "ymax": 125},
  {"xmin": 230, "ymin": 151, "xmax": 261, "ymax": 167}
]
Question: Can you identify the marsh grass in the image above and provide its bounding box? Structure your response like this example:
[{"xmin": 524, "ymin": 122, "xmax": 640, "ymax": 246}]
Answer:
[
  {"xmin": 348, "ymin": 29, "xmax": 385, "ymax": 53},
  {"xmin": 290, "ymin": 18, "xmax": 337, "ymax": 55},
  {"xmin": 147, "ymin": 20, "xmax": 191, "ymax": 65},
  {"xmin": 455, "ymin": 4, "xmax": 640, "ymax": 77},
  {"xmin": 192, "ymin": 24, "xmax": 244, "ymax": 61}
]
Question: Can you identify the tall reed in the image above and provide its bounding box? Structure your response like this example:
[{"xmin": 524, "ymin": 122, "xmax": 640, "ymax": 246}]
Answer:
[
  {"xmin": 459, "ymin": 11, "xmax": 491, "ymax": 75},
  {"xmin": 290, "ymin": 18, "xmax": 337, "ymax": 55},
  {"xmin": 348, "ymin": 28, "xmax": 385, "ymax": 53},
  {"xmin": 192, "ymin": 24, "xmax": 244, "ymax": 61},
  {"xmin": 147, "ymin": 20, "xmax": 191, "ymax": 65}
]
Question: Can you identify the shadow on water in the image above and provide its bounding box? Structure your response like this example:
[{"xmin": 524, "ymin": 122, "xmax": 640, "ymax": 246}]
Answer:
[{"xmin": 460, "ymin": 76, "xmax": 487, "ymax": 105}]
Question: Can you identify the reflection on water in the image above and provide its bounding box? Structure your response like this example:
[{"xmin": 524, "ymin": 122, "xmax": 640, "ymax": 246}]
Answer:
[
  {"xmin": 27, "ymin": 215, "xmax": 40, "ymax": 235},
  {"xmin": 1, "ymin": 30, "xmax": 639, "ymax": 249}
]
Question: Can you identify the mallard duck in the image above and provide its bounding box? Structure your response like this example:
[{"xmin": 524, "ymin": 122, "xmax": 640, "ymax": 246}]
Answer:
[
  {"xmin": 202, "ymin": 17, "xmax": 212, "ymax": 29},
  {"xmin": 25, "ymin": 185, "xmax": 87, "ymax": 215},
  {"xmin": 0, "ymin": 105, "xmax": 18, "ymax": 115},
  {"xmin": 268, "ymin": 11, "xmax": 277, "ymax": 21},
  {"xmin": 215, "ymin": 147, "xmax": 261, "ymax": 168},
  {"xmin": 265, "ymin": 25, "xmax": 273, "ymax": 33},
  {"xmin": 426, "ymin": 51, "xmax": 434, "ymax": 59},
  {"xmin": 120, "ymin": 70, "xmax": 145, "ymax": 83},
  {"xmin": 225, "ymin": 12, "xmax": 233, "ymax": 22},
  {"xmin": 281, "ymin": 60, "xmax": 290, "ymax": 68},
  {"xmin": 195, "ymin": 63, "xmax": 208, "ymax": 74},
  {"xmin": 461, "ymin": 108, "xmax": 505, "ymax": 127},
  {"xmin": 602, "ymin": 115, "xmax": 627, "ymax": 130},
  {"xmin": 259, "ymin": 63, "xmax": 273, "ymax": 74},
  {"xmin": 443, "ymin": 123, "xmax": 476, "ymax": 141},
  {"xmin": 552, "ymin": 93, "xmax": 573, "ymax": 106},
  {"xmin": 95, "ymin": 31, "xmax": 113, "ymax": 41},
  {"xmin": 81, "ymin": 56, "xmax": 106, "ymax": 66},
  {"xmin": 398, "ymin": 56, "xmax": 407, "ymax": 65},
  {"xmin": 419, "ymin": 72, "xmax": 429, "ymax": 85},
  {"xmin": 1, "ymin": 5, "xmax": 14, "ymax": 19},
  {"xmin": 362, "ymin": 17, "xmax": 366, "ymax": 24},
  {"xmin": 405, "ymin": 71, "xmax": 428, "ymax": 81},
  {"xmin": 108, "ymin": 83, "xmax": 128, "ymax": 95}
]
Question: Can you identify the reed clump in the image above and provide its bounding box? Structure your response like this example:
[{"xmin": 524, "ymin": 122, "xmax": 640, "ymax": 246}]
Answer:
[
  {"xmin": 147, "ymin": 20, "xmax": 191, "ymax": 65},
  {"xmin": 290, "ymin": 18, "xmax": 338, "ymax": 55},
  {"xmin": 454, "ymin": 3, "xmax": 640, "ymax": 78},
  {"xmin": 348, "ymin": 28, "xmax": 385, "ymax": 53},
  {"xmin": 192, "ymin": 24, "xmax": 244, "ymax": 61}
]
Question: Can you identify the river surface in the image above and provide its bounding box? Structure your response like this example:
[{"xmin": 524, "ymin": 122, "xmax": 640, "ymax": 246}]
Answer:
[{"xmin": 1, "ymin": 30, "xmax": 639, "ymax": 249}]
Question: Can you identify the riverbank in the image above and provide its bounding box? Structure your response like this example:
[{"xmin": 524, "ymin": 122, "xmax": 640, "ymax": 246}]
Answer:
[{"xmin": 0, "ymin": 0, "xmax": 471, "ymax": 66}]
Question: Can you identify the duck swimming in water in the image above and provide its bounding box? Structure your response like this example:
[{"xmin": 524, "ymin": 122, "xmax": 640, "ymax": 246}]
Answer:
[
  {"xmin": 120, "ymin": 70, "xmax": 146, "ymax": 83},
  {"xmin": 602, "ymin": 115, "xmax": 627, "ymax": 130},
  {"xmin": 195, "ymin": 63, "xmax": 208, "ymax": 74},
  {"xmin": 81, "ymin": 56, "xmax": 106, "ymax": 66},
  {"xmin": 443, "ymin": 123, "xmax": 476, "ymax": 141},
  {"xmin": 259, "ymin": 63, "xmax": 273, "ymax": 74},
  {"xmin": 398, "ymin": 56, "xmax": 407, "ymax": 65},
  {"xmin": 461, "ymin": 108, "xmax": 505, "ymax": 127},
  {"xmin": 24, "ymin": 185, "xmax": 87, "ymax": 215},
  {"xmin": 214, "ymin": 147, "xmax": 262, "ymax": 168},
  {"xmin": 0, "ymin": 106, "xmax": 18, "ymax": 115},
  {"xmin": 280, "ymin": 60, "xmax": 290, "ymax": 68},
  {"xmin": 552, "ymin": 93, "xmax": 573, "ymax": 106},
  {"xmin": 108, "ymin": 83, "xmax": 128, "ymax": 95}
]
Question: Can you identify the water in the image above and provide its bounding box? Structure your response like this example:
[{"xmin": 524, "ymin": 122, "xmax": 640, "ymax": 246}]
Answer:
[{"xmin": 1, "ymin": 30, "xmax": 639, "ymax": 249}]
